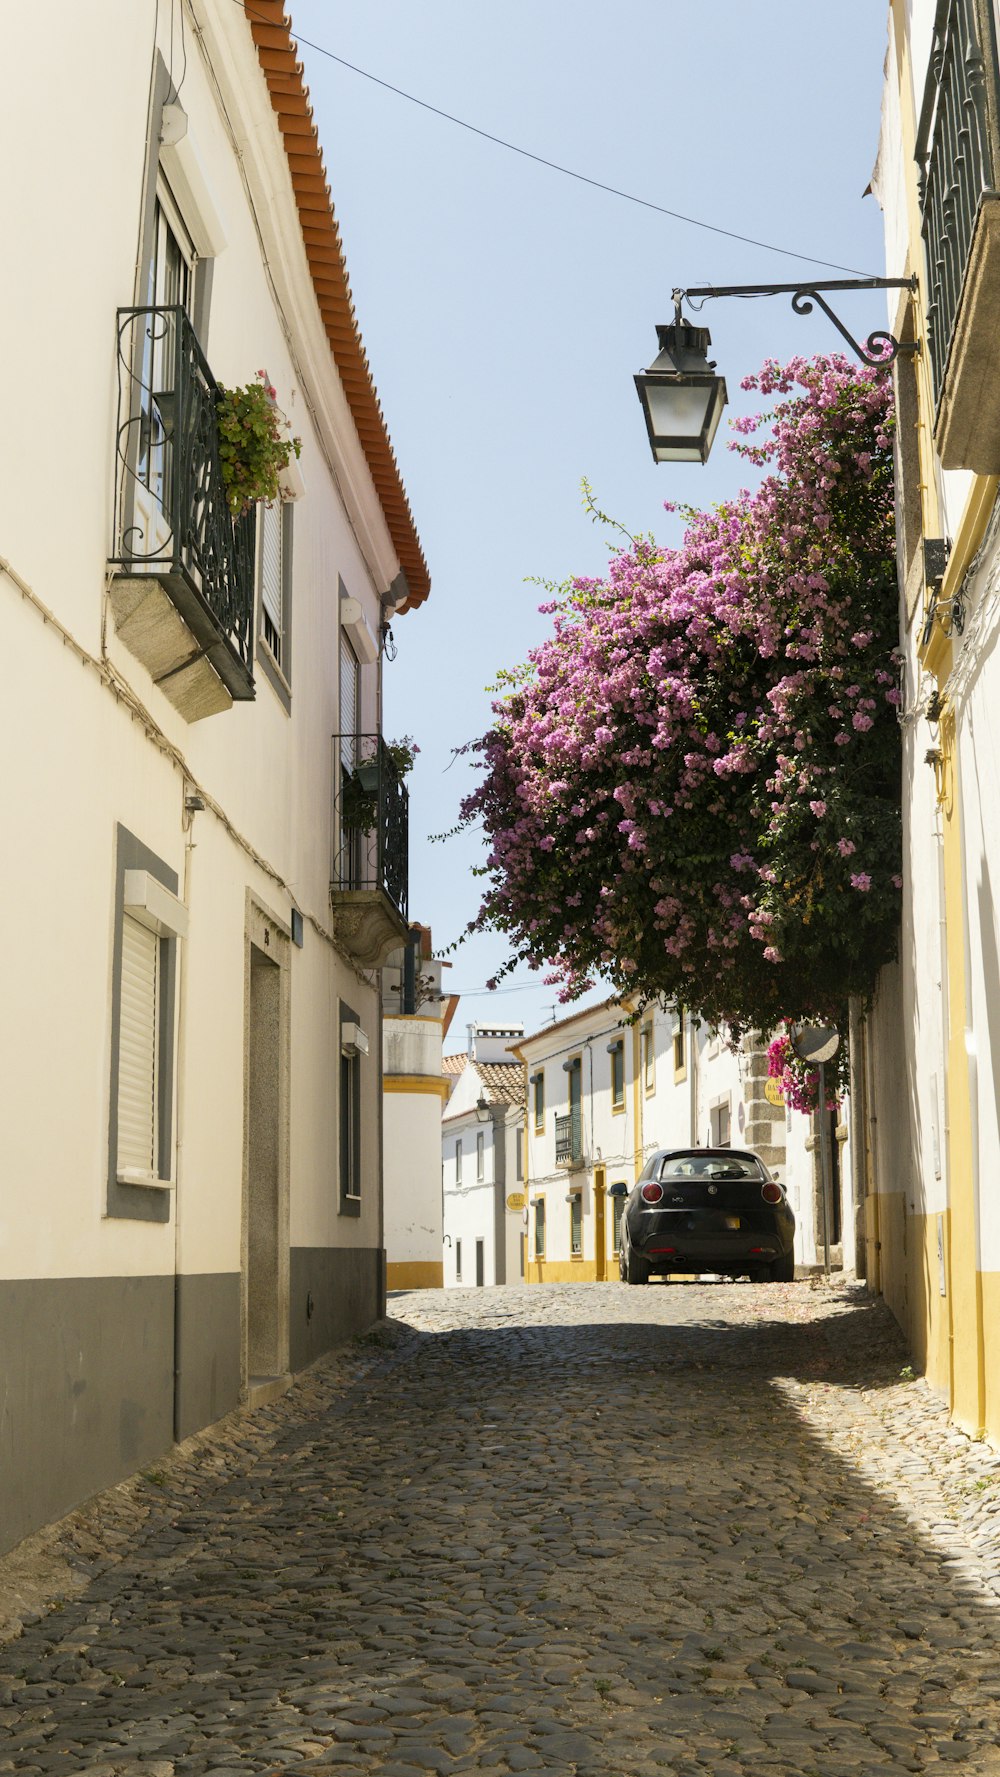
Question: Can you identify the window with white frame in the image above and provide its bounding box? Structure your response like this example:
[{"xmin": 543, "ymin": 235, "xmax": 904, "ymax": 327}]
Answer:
[
  {"xmin": 456, "ymin": 1239, "xmax": 463, "ymax": 1281},
  {"xmin": 109, "ymin": 829, "xmax": 187, "ymax": 1218},
  {"xmin": 515, "ymin": 1126, "xmax": 523, "ymax": 1181},
  {"xmin": 339, "ymin": 1002, "xmax": 365, "ymax": 1212},
  {"xmin": 710, "ymin": 1099, "xmax": 732, "ymax": 1147},
  {"xmin": 610, "ymin": 1038, "xmax": 625, "ymax": 1109},
  {"xmin": 455, "ymin": 1138, "xmax": 463, "ymax": 1184},
  {"xmin": 642, "ymin": 1023, "xmax": 655, "ymax": 1093},
  {"xmin": 570, "ymin": 1191, "xmax": 583, "ymax": 1256},
  {"xmin": 476, "ymin": 1130, "xmax": 485, "ymax": 1180},
  {"xmin": 258, "ymin": 498, "xmax": 293, "ymax": 693}
]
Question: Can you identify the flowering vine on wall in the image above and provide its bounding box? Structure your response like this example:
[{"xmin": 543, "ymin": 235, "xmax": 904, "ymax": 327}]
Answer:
[{"xmin": 456, "ymin": 355, "xmax": 901, "ymax": 1047}]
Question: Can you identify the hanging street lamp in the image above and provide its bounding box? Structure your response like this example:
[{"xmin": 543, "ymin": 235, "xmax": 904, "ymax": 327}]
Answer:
[
  {"xmin": 636, "ymin": 277, "xmax": 919, "ymax": 465},
  {"xmin": 634, "ymin": 297, "xmax": 728, "ymax": 464}
]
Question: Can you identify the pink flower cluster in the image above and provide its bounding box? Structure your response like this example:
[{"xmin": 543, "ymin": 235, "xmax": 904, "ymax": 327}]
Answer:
[{"xmin": 459, "ymin": 356, "xmax": 902, "ymax": 1032}]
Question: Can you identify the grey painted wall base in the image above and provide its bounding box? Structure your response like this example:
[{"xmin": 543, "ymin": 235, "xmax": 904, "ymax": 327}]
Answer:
[
  {"xmin": 289, "ymin": 1246, "xmax": 384, "ymax": 1372},
  {"xmin": 0, "ymin": 1275, "xmax": 174, "ymax": 1556},
  {"xmin": 0, "ymin": 1256, "xmax": 381, "ymax": 1557},
  {"xmin": 174, "ymin": 1273, "xmax": 241, "ymax": 1441}
]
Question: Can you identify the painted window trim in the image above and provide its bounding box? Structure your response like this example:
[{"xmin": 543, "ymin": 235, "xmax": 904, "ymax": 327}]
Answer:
[
  {"xmin": 642, "ymin": 1022, "xmax": 656, "ymax": 1095},
  {"xmin": 673, "ymin": 1010, "xmax": 687, "ymax": 1084},
  {"xmin": 533, "ymin": 1195, "xmax": 546, "ymax": 1260},
  {"xmin": 609, "ymin": 1037, "xmax": 626, "ymax": 1112},
  {"xmin": 107, "ymin": 825, "xmax": 180, "ymax": 1223},
  {"xmin": 569, "ymin": 1186, "xmax": 583, "ymax": 1258},
  {"xmin": 531, "ymin": 1068, "xmax": 545, "ymax": 1132},
  {"xmin": 256, "ymin": 499, "xmax": 294, "ymax": 711},
  {"xmin": 339, "ymin": 998, "xmax": 362, "ymax": 1215}
]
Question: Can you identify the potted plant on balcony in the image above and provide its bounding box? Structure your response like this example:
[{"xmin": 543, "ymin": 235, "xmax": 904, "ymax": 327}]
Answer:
[
  {"xmin": 342, "ymin": 771, "xmax": 379, "ymax": 833},
  {"xmin": 343, "ymin": 737, "xmax": 418, "ymax": 832},
  {"xmin": 215, "ymin": 371, "xmax": 301, "ymax": 517}
]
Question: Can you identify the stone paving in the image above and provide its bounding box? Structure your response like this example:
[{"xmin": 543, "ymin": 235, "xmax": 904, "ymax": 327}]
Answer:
[{"xmin": 4, "ymin": 1281, "xmax": 1000, "ymax": 1776}]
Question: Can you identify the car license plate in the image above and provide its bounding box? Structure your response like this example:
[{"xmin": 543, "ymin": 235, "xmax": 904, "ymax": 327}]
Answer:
[{"xmin": 723, "ymin": 1215, "xmax": 740, "ymax": 1230}]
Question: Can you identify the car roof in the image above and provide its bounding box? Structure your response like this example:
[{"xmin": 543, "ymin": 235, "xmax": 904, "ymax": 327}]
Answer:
[{"xmin": 649, "ymin": 1146, "xmax": 765, "ymax": 1162}]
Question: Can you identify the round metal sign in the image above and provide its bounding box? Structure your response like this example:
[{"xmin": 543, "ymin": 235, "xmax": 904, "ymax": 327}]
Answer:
[
  {"xmin": 506, "ymin": 1192, "xmax": 526, "ymax": 1213},
  {"xmin": 789, "ymin": 1023, "xmax": 840, "ymax": 1065},
  {"xmin": 764, "ymin": 1076, "xmax": 785, "ymax": 1107}
]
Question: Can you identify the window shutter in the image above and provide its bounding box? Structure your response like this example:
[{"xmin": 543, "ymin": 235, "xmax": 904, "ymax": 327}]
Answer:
[
  {"xmin": 260, "ymin": 502, "xmax": 283, "ymax": 661},
  {"xmin": 118, "ymin": 913, "xmax": 159, "ymax": 1176},
  {"xmin": 340, "ymin": 634, "xmax": 359, "ymax": 767}
]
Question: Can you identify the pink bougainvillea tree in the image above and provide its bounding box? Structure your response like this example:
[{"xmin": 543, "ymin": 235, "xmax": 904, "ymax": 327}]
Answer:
[{"xmin": 458, "ymin": 355, "xmax": 901, "ymax": 1044}]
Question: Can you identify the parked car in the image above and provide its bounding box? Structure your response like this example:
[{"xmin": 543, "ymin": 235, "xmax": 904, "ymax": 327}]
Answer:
[{"xmin": 618, "ymin": 1147, "xmax": 795, "ymax": 1284}]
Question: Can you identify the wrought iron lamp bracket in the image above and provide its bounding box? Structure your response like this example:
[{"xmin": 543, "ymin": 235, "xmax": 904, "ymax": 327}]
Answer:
[{"xmin": 675, "ymin": 277, "xmax": 920, "ymax": 367}]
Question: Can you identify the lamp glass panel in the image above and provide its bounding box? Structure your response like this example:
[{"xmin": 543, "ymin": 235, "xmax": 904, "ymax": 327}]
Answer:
[{"xmin": 643, "ymin": 379, "xmax": 715, "ymax": 438}]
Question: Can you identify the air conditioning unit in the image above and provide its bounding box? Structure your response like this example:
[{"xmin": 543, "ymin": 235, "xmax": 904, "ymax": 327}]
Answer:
[{"xmin": 341, "ymin": 1022, "xmax": 369, "ymax": 1057}]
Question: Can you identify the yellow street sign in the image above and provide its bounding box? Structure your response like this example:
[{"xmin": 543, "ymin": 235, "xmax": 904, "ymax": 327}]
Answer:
[
  {"xmin": 506, "ymin": 1192, "xmax": 526, "ymax": 1212},
  {"xmin": 764, "ymin": 1077, "xmax": 785, "ymax": 1107}
]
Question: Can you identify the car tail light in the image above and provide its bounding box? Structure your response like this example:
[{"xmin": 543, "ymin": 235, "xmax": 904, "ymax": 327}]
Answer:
[
  {"xmin": 649, "ymin": 1245, "xmax": 676, "ymax": 1255},
  {"xmin": 641, "ymin": 1181, "xmax": 664, "ymax": 1204},
  {"xmin": 761, "ymin": 1180, "xmax": 783, "ymax": 1204}
]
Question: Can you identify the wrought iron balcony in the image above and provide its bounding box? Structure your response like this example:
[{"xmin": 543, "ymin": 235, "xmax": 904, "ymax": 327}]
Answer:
[
  {"xmin": 109, "ymin": 306, "xmax": 256, "ymax": 716},
  {"xmin": 917, "ymin": 0, "xmax": 1000, "ymax": 467},
  {"xmin": 555, "ymin": 1110, "xmax": 584, "ymax": 1167},
  {"xmin": 331, "ymin": 734, "xmax": 410, "ymax": 967}
]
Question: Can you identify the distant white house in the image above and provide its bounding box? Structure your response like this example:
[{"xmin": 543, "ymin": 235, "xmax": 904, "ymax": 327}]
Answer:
[
  {"xmin": 442, "ymin": 1026, "xmax": 526, "ymax": 1287},
  {"xmin": 382, "ymin": 927, "xmax": 458, "ymax": 1290},
  {"xmin": 514, "ymin": 1001, "xmax": 853, "ymax": 1280}
]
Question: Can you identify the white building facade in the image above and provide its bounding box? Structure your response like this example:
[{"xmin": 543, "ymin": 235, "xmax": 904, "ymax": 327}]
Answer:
[
  {"xmin": 441, "ymin": 1027, "xmax": 526, "ymax": 1288},
  {"xmin": 0, "ymin": 0, "xmax": 429, "ymax": 1552},
  {"xmin": 517, "ymin": 1002, "xmax": 852, "ymax": 1282},
  {"xmin": 863, "ymin": 0, "xmax": 1000, "ymax": 1436},
  {"xmin": 382, "ymin": 928, "xmax": 457, "ymax": 1290}
]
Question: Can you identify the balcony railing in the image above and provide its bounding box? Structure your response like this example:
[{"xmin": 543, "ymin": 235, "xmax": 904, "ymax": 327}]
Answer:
[
  {"xmin": 331, "ymin": 736, "xmax": 409, "ymax": 965},
  {"xmin": 917, "ymin": 0, "xmax": 1000, "ymax": 402},
  {"xmin": 110, "ymin": 305, "xmax": 256, "ymax": 702},
  {"xmin": 555, "ymin": 1110, "xmax": 583, "ymax": 1167}
]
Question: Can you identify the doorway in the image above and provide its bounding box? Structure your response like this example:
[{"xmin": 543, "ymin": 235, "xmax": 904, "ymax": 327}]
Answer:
[
  {"xmin": 594, "ymin": 1166, "xmax": 606, "ymax": 1280},
  {"xmin": 475, "ymin": 1239, "xmax": 485, "ymax": 1287},
  {"xmin": 242, "ymin": 902, "xmax": 290, "ymax": 1396}
]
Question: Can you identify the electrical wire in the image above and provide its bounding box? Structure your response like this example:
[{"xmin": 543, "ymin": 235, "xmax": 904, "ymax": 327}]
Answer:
[{"xmin": 238, "ymin": 0, "xmax": 876, "ymax": 278}]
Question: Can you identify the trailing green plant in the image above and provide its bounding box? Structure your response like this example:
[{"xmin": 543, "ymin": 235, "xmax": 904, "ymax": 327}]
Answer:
[
  {"xmin": 385, "ymin": 735, "xmax": 419, "ymax": 777},
  {"xmin": 215, "ymin": 370, "xmax": 301, "ymax": 516}
]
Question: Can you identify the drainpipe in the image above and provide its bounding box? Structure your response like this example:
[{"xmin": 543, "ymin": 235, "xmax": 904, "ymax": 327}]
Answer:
[
  {"xmin": 172, "ymin": 799, "xmax": 198, "ymax": 1444},
  {"xmin": 848, "ymin": 995, "xmax": 867, "ymax": 1281}
]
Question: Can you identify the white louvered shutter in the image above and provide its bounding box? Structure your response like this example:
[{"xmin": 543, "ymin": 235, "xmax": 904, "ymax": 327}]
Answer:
[
  {"xmin": 340, "ymin": 634, "xmax": 359, "ymax": 769},
  {"xmin": 260, "ymin": 502, "xmax": 283, "ymax": 663},
  {"xmin": 117, "ymin": 914, "xmax": 159, "ymax": 1176}
]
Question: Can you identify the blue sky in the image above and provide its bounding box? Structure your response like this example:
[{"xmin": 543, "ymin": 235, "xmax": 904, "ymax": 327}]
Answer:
[{"xmin": 289, "ymin": 1, "xmax": 891, "ymax": 1047}]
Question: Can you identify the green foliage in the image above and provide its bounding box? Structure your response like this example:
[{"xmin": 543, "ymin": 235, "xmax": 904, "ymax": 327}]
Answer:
[{"xmin": 215, "ymin": 374, "xmax": 301, "ymax": 516}]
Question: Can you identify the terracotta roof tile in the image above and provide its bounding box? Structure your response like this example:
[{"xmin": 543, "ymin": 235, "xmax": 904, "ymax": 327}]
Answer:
[
  {"xmin": 244, "ymin": 2, "xmax": 429, "ymax": 610},
  {"xmin": 474, "ymin": 1061, "xmax": 525, "ymax": 1109}
]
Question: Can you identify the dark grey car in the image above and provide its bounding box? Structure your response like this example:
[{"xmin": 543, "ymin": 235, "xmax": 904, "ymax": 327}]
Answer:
[{"xmin": 618, "ymin": 1147, "xmax": 796, "ymax": 1284}]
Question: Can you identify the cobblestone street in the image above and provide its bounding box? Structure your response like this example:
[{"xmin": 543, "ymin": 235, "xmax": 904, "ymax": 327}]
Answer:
[{"xmin": 5, "ymin": 1281, "xmax": 1000, "ymax": 1777}]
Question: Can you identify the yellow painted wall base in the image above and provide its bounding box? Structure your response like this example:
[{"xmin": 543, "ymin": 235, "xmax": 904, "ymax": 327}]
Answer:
[
  {"xmin": 876, "ymin": 1196, "xmax": 966, "ymax": 1427},
  {"xmin": 524, "ymin": 1259, "xmax": 615, "ymax": 1283},
  {"xmin": 386, "ymin": 1261, "xmax": 444, "ymax": 1290}
]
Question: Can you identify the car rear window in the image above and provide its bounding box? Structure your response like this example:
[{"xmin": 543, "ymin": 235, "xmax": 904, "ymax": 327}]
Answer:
[{"xmin": 659, "ymin": 1155, "xmax": 765, "ymax": 1181}]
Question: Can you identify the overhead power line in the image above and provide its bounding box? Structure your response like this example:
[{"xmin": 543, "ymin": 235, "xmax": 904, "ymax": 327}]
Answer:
[{"xmin": 240, "ymin": 1, "xmax": 876, "ymax": 278}]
